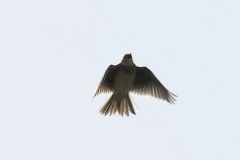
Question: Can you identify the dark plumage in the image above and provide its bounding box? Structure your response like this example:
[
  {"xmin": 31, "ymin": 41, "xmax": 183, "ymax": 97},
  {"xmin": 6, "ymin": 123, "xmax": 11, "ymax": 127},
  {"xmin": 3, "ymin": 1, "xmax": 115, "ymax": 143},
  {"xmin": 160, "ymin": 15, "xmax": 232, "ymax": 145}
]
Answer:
[{"xmin": 93, "ymin": 53, "xmax": 177, "ymax": 116}]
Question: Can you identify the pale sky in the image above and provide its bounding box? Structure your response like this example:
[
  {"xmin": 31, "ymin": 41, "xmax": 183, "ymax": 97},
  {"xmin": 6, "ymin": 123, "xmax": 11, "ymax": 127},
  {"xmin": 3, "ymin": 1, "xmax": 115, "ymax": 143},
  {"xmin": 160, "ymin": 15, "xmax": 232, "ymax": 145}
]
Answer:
[{"xmin": 0, "ymin": 0, "xmax": 239, "ymax": 160}]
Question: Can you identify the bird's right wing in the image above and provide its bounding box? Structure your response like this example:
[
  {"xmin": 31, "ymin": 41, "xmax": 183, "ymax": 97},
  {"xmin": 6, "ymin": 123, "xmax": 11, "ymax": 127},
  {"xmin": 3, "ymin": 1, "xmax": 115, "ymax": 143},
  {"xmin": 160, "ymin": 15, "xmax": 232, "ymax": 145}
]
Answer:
[
  {"xmin": 93, "ymin": 65, "xmax": 117, "ymax": 98},
  {"xmin": 130, "ymin": 67, "xmax": 177, "ymax": 104}
]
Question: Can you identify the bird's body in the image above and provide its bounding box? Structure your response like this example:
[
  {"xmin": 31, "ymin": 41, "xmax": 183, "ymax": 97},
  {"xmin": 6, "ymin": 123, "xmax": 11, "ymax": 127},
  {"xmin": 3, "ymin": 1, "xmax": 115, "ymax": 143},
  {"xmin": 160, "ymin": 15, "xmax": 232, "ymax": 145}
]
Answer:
[
  {"xmin": 93, "ymin": 53, "xmax": 176, "ymax": 116},
  {"xmin": 113, "ymin": 70, "xmax": 135, "ymax": 101}
]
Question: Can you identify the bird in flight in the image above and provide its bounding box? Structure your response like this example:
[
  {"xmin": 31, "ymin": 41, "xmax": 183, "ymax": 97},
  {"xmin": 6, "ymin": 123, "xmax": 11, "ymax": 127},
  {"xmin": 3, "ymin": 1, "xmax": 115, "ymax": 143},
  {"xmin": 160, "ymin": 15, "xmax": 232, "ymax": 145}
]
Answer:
[{"xmin": 93, "ymin": 53, "xmax": 176, "ymax": 116}]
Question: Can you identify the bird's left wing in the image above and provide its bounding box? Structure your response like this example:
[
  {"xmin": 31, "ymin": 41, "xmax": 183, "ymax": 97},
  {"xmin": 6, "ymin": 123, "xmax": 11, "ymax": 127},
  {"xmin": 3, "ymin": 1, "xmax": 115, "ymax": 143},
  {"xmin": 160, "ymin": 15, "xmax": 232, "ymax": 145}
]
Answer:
[
  {"xmin": 93, "ymin": 65, "xmax": 117, "ymax": 98},
  {"xmin": 130, "ymin": 67, "xmax": 177, "ymax": 104}
]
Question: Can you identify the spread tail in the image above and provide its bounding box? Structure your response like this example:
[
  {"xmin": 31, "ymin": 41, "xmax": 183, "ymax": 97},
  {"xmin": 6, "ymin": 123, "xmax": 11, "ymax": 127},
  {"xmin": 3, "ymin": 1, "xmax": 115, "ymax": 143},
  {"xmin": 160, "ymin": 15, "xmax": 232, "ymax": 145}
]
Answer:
[{"xmin": 99, "ymin": 94, "xmax": 138, "ymax": 116}]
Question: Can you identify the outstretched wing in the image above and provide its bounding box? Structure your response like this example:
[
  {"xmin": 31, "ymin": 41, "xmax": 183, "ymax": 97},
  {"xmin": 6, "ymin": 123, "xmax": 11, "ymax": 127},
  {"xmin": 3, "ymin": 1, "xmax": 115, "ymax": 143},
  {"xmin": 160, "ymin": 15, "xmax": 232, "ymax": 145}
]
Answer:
[
  {"xmin": 93, "ymin": 65, "xmax": 117, "ymax": 98},
  {"xmin": 130, "ymin": 67, "xmax": 177, "ymax": 104}
]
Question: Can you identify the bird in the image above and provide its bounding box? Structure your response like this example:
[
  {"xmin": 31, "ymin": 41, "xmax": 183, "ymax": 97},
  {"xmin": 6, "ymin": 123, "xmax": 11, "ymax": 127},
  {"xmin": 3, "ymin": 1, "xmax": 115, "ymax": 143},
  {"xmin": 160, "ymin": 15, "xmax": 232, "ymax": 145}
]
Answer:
[{"xmin": 93, "ymin": 53, "xmax": 177, "ymax": 116}]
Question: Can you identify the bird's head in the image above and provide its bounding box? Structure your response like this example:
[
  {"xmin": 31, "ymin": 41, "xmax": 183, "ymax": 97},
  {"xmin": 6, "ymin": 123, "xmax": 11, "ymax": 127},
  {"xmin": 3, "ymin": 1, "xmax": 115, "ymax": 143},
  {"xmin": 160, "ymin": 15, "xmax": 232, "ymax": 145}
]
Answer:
[{"xmin": 121, "ymin": 53, "xmax": 134, "ymax": 66}]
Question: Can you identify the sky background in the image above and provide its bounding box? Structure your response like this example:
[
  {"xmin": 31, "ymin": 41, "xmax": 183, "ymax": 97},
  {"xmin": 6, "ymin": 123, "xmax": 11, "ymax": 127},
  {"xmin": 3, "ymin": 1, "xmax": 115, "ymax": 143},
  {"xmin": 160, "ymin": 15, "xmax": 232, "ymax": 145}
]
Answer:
[{"xmin": 0, "ymin": 0, "xmax": 239, "ymax": 160}]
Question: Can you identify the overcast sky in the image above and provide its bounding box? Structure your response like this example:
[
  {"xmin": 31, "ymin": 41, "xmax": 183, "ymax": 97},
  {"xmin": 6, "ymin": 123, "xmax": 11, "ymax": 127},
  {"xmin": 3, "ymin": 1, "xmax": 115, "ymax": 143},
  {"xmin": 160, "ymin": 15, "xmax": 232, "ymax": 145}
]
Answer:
[{"xmin": 0, "ymin": 0, "xmax": 239, "ymax": 160}]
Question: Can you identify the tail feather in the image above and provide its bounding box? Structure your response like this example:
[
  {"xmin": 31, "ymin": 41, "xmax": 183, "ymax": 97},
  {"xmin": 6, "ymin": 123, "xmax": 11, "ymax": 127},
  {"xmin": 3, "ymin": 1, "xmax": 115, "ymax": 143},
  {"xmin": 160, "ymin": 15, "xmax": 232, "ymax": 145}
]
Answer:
[{"xmin": 99, "ymin": 94, "xmax": 138, "ymax": 116}]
